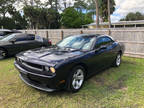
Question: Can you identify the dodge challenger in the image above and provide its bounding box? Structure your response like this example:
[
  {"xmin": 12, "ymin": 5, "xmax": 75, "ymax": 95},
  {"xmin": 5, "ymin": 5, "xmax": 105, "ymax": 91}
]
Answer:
[
  {"xmin": 15, "ymin": 34, "xmax": 125, "ymax": 92},
  {"xmin": 0, "ymin": 33, "xmax": 51, "ymax": 59}
]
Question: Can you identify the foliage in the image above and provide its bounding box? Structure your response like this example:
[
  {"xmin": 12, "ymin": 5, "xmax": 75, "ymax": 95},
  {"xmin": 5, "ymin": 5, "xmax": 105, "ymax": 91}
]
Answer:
[
  {"xmin": 0, "ymin": 0, "xmax": 27, "ymax": 29},
  {"xmin": 23, "ymin": 6, "xmax": 60, "ymax": 29},
  {"xmin": 0, "ymin": 0, "xmax": 115, "ymax": 29},
  {"xmin": 120, "ymin": 12, "xmax": 144, "ymax": 21},
  {"xmin": 61, "ymin": 7, "xmax": 93, "ymax": 28},
  {"xmin": 98, "ymin": 0, "xmax": 115, "ymax": 22},
  {"xmin": 74, "ymin": 0, "xmax": 87, "ymax": 12},
  {"xmin": 0, "ymin": 0, "xmax": 15, "ymax": 18},
  {"xmin": 86, "ymin": 0, "xmax": 115, "ymax": 22}
]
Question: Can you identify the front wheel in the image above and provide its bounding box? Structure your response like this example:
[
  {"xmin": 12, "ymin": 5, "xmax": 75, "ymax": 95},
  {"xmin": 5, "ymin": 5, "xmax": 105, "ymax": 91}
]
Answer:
[
  {"xmin": 114, "ymin": 53, "xmax": 121, "ymax": 67},
  {"xmin": 67, "ymin": 66, "xmax": 85, "ymax": 92}
]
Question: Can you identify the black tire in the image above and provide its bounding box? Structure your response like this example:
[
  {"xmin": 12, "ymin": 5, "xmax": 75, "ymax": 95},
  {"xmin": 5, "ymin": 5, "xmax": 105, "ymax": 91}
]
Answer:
[
  {"xmin": 113, "ymin": 53, "xmax": 121, "ymax": 67},
  {"xmin": 0, "ymin": 48, "xmax": 7, "ymax": 60},
  {"xmin": 67, "ymin": 66, "xmax": 86, "ymax": 93}
]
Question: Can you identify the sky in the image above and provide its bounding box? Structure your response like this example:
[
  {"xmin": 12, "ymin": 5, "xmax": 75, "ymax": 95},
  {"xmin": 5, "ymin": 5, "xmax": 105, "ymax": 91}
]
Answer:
[{"xmin": 111, "ymin": 0, "xmax": 144, "ymax": 22}]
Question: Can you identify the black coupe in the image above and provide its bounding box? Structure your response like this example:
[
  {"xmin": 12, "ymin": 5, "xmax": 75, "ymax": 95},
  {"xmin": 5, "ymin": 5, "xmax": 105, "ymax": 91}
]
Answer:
[
  {"xmin": 0, "ymin": 33, "xmax": 52, "ymax": 59},
  {"xmin": 15, "ymin": 34, "xmax": 124, "ymax": 92}
]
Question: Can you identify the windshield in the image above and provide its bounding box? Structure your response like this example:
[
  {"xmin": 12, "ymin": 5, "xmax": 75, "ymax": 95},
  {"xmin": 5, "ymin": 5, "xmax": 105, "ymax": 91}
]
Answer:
[
  {"xmin": 57, "ymin": 36, "xmax": 96, "ymax": 51},
  {"xmin": 0, "ymin": 34, "xmax": 16, "ymax": 41}
]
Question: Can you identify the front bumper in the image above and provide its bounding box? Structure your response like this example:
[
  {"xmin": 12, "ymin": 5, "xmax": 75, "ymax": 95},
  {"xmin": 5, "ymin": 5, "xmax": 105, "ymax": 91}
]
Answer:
[{"xmin": 14, "ymin": 62, "xmax": 59, "ymax": 92}]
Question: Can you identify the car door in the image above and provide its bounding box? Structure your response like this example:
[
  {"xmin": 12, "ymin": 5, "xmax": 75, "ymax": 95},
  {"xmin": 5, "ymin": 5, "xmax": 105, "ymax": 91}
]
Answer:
[
  {"xmin": 11, "ymin": 36, "xmax": 31, "ymax": 53},
  {"xmin": 7, "ymin": 36, "xmax": 29, "ymax": 55},
  {"xmin": 15, "ymin": 35, "xmax": 43, "ymax": 52},
  {"xmin": 103, "ymin": 36, "xmax": 117, "ymax": 65},
  {"xmin": 94, "ymin": 36, "xmax": 115, "ymax": 68},
  {"xmin": 24, "ymin": 35, "xmax": 44, "ymax": 49},
  {"xmin": 85, "ymin": 37, "xmax": 112, "ymax": 74}
]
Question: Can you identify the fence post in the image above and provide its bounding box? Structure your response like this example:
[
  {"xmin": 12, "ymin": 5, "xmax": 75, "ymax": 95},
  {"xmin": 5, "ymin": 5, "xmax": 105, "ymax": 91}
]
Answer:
[
  {"xmin": 35, "ymin": 30, "xmax": 37, "ymax": 35},
  {"xmin": 61, "ymin": 30, "xmax": 64, "ymax": 40},
  {"xmin": 108, "ymin": 29, "xmax": 111, "ymax": 35},
  {"xmin": 46, "ymin": 31, "xmax": 49, "ymax": 39},
  {"xmin": 80, "ymin": 30, "xmax": 83, "ymax": 34}
]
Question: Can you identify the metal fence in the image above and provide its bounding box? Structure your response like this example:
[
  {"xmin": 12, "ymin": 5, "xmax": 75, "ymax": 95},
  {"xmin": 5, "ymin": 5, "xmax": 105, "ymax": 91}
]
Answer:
[{"xmin": 21, "ymin": 28, "xmax": 144, "ymax": 58}]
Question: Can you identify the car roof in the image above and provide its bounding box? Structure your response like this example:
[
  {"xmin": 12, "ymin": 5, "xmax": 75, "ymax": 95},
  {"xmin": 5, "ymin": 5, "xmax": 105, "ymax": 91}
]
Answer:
[
  {"xmin": 8, "ymin": 33, "xmax": 35, "ymax": 37},
  {"xmin": 0, "ymin": 29, "xmax": 11, "ymax": 32},
  {"xmin": 71, "ymin": 34, "xmax": 105, "ymax": 38},
  {"xmin": 0, "ymin": 29, "xmax": 22, "ymax": 33},
  {"xmin": 11, "ymin": 30, "xmax": 22, "ymax": 33}
]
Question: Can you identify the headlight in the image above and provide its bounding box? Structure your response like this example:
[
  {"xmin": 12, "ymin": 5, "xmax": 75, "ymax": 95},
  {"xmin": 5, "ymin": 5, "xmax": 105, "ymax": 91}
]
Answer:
[
  {"xmin": 50, "ymin": 67, "xmax": 56, "ymax": 73},
  {"xmin": 44, "ymin": 66, "xmax": 49, "ymax": 71}
]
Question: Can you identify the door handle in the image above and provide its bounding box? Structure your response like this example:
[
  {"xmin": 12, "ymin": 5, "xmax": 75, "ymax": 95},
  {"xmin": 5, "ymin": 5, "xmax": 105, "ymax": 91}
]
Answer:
[{"xmin": 100, "ymin": 45, "xmax": 107, "ymax": 49}]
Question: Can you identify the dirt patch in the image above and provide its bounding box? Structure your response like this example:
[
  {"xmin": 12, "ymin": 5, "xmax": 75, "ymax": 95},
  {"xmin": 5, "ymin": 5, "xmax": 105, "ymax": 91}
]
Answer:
[
  {"xmin": 91, "ymin": 77, "xmax": 105, "ymax": 85},
  {"xmin": 122, "ymin": 60, "xmax": 136, "ymax": 65},
  {"xmin": 0, "ymin": 97, "xmax": 3, "ymax": 101},
  {"xmin": 107, "ymin": 75, "xmax": 128, "ymax": 91}
]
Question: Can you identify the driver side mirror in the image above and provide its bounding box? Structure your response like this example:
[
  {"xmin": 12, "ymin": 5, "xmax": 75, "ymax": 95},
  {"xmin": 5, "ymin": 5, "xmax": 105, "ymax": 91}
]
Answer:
[{"xmin": 9, "ymin": 38, "xmax": 16, "ymax": 44}]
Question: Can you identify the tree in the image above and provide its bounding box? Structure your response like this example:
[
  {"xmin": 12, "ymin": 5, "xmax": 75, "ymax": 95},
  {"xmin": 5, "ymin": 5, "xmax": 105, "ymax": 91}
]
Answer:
[
  {"xmin": 61, "ymin": 7, "xmax": 93, "ymax": 28},
  {"xmin": 108, "ymin": 0, "xmax": 111, "ymax": 28},
  {"xmin": 120, "ymin": 12, "xmax": 144, "ymax": 21},
  {"xmin": 23, "ymin": 6, "xmax": 60, "ymax": 29},
  {"xmin": 87, "ymin": 0, "xmax": 115, "ymax": 22},
  {"xmin": 9, "ymin": 9, "xmax": 28, "ymax": 29},
  {"xmin": 98, "ymin": 0, "xmax": 115, "ymax": 22},
  {"xmin": 74, "ymin": 0, "xmax": 87, "ymax": 13},
  {"xmin": 95, "ymin": 0, "xmax": 99, "ymax": 28},
  {"xmin": 0, "ymin": 0, "xmax": 27, "ymax": 29},
  {"xmin": 0, "ymin": 0, "xmax": 15, "ymax": 18}
]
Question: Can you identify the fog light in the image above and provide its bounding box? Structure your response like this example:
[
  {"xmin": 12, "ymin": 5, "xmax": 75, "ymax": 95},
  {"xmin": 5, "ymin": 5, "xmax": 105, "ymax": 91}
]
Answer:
[
  {"xmin": 45, "ymin": 66, "xmax": 49, "ymax": 71},
  {"xmin": 50, "ymin": 67, "xmax": 56, "ymax": 73}
]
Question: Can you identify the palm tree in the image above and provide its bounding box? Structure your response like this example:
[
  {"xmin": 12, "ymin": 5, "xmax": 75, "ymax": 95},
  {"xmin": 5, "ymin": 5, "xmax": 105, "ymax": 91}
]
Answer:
[
  {"xmin": 108, "ymin": 0, "xmax": 111, "ymax": 28},
  {"xmin": 95, "ymin": 0, "xmax": 99, "ymax": 28}
]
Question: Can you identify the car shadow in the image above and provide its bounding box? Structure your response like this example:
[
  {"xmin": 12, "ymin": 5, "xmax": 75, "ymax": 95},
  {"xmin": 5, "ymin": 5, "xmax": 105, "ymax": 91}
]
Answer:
[{"xmin": 0, "ymin": 56, "xmax": 15, "ymax": 61}]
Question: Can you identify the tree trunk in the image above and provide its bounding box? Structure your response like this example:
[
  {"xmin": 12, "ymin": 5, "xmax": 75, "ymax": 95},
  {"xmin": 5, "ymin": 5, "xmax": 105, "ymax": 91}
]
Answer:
[
  {"xmin": 95, "ymin": 0, "xmax": 99, "ymax": 28},
  {"xmin": 108, "ymin": 0, "xmax": 111, "ymax": 28}
]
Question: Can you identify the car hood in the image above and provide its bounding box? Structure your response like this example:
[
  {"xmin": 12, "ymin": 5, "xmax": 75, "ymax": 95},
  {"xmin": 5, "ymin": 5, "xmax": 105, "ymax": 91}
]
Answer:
[{"xmin": 22, "ymin": 47, "xmax": 84, "ymax": 64}]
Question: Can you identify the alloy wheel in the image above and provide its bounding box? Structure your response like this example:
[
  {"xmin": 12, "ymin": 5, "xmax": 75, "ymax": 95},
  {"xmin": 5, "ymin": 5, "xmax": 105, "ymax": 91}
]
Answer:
[
  {"xmin": 116, "ymin": 54, "xmax": 121, "ymax": 66},
  {"xmin": 72, "ymin": 69, "xmax": 84, "ymax": 90}
]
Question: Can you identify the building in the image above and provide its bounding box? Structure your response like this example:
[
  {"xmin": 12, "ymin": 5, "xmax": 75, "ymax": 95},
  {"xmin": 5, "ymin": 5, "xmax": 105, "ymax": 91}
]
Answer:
[{"xmin": 83, "ymin": 20, "xmax": 144, "ymax": 29}]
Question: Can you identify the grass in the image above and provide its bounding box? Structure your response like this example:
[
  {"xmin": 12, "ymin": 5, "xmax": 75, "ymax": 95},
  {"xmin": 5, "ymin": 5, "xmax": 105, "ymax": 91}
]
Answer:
[{"xmin": 0, "ymin": 57, "xmax": 144, "ymax": 108}]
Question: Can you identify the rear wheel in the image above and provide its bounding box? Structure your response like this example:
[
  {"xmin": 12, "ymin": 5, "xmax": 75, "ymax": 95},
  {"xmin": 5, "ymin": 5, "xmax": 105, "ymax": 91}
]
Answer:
[
  {"xmin": 67, "ymin": 66, "xmax": 85, "ymax": 92},
  {"xmin": 0, "ymin": 49, "xmax": 7, "ymax": 60}
]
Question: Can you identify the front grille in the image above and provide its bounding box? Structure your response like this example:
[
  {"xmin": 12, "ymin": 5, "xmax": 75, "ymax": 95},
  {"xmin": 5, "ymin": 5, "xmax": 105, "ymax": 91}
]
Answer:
[
  {"xmin": 23, "ymin": 61, "xmax": 43, "ymax": 71},
  {"xmin": 16, "ymin": 58, "xmax": 53, "ymax": 76}
]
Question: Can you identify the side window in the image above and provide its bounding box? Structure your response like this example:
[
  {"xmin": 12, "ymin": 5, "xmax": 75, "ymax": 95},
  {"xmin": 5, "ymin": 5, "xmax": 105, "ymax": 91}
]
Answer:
[
  {"xmin": 95, "ymin": 37, "xmax": 113, "ymax": 48},
  {"xmin": 16, "ymin": 37, "xmax": 27, "ymax": 41},
  {"xmin": 97, "ymin": 38, "xmax": 104, "ymax": 45},
  {"xmin": 16, "ymin": 35, "xmax": 35, "ymax": 42},
  {"xmin": 27, "ymin": 35, "xmax": 35, "ymax": 40},
  {"xmin": 103, "ymin": 37, "xmax": 113, "ymax": 43}
]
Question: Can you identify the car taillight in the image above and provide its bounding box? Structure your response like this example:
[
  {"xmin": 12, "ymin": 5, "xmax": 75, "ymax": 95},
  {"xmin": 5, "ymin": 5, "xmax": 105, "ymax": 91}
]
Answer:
[{"xmin": 48, "ymin": 40, "xmax": 52, "ymax": 45}]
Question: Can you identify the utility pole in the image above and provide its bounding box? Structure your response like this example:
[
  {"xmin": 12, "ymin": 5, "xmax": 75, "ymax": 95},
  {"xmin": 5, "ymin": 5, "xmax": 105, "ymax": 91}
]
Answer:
[
  {"xmin": 108, "ymin": 0, "xmax": 111, "ymax": 28},
  {"xmin": 95, "ymin": 0, "xmax": 99, "ymax": 28}
]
